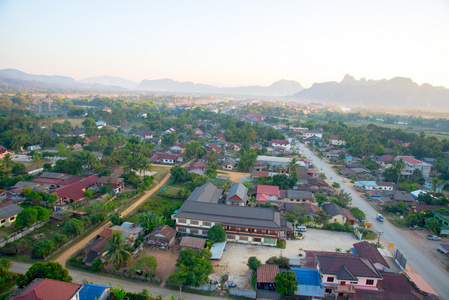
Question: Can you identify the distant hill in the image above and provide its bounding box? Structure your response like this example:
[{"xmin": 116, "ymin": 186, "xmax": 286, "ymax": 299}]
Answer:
[
  {"xmin": 0, "ymin": 69, "xmax": 125, "ymax": 91},
  {"xmin": 137, "ymin": 78, "xmax": 303, "ymax": 97},
  {"xmin": 80, "ymin": 76, "xmax": 139, "ymax": 90},
  {"xmin": 291, "ymin": 74, "xmax": 449, "ymax": 109}
]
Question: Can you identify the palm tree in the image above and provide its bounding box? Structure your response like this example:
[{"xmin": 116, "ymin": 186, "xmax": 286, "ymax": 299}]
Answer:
[
  {"xmin": 31, "ymin": 153, "xmax": 44, "ymax": 169},
  {"xmin": 431, "ymin": 177, "xmax": 443, "ymax": 195},
  {"xmin": 287, "ymin": 158, "xmax": 298, "ymax": 174},
  {"xmin": 2, "ymin": 153, "xmax": 14, "ymax": 169},
  {"xmin": 104, "ymin": 231, "xmax": 132, "ymax": 269}
]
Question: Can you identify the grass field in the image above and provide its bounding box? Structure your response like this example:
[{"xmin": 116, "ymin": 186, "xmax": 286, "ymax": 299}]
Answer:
[{"xmin": 50, "ymin": 117, "xmax": 85, "ymax": 127}]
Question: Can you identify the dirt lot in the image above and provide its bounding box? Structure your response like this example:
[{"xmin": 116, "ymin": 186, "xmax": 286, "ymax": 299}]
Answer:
[
  {"xmin": 142, "ymin": 245, "xmax": 179, "ymax": 284},
  {"xmin": 212, "ymin": 229, "xmax": 359, "ymax": 289},
  {"xmin": 217, "ymin": 170, "xmax": 251, "ymax": 183}
]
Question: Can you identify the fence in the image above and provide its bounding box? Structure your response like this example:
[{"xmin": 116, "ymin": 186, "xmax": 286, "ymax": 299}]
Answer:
[
  {"xmin": 156, "ymin": 179, "xmax": 175, "ymax": 195},
  {"xmin": 157, "ymin": 194, "xmax": 188, "ymax": 199},
  {"xmin": 0, "ymin": 221, "xmax": 46, "ymax": 248},
  {"xmin": 230, "ymin": 288, "xmax": 256, "ymax": 298}
]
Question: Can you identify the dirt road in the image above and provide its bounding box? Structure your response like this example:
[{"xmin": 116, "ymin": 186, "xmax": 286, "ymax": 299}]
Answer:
[
  {"xmin": 54, "ymin": 173, "xmax": 172, "ymax": 265},
  {"xmin": 218, "ymin": 170, "xmax": 251, "ymax": 182}
]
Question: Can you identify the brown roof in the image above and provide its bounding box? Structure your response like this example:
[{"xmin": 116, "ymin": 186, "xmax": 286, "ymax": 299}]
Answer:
[
  {"xmin": 252, "ymin": 170, "xmax": 269, "ymax": 178},
  {"xmin": 59, "ymin": 176, "xmax": 84, "ymax": 186},
  {"xmin": 257, "ymin": 264, "xmax": 280, "ymax": 283},
  {"xmin": 32, "ymin": 178, "xmax": 63, "ymax": 185},
  {"xmin": 180, "ymin": 236, "xmax": 206, "ymax": 249},
  {"xmin": 353, "ymin": 241, "xmax": 389, "ymax": 268},
  {"xmin": 97, "ymin": 176, "xmax": 122, "ymax": 185},
  {"xmin": 85, "ymin": 237, "xmax": 108, "ymax": 253},
  {"xmin": 10, "ymin": 278, "xmax": 81, "ymax": 300},
  {"xmin": 99, "ymin": 228, "xmax": 116, "ymax": 239},
  {"xmin": 150, "ymin": 225, "xmax": 177, "ymax": 240},
  {"xmin": 51, "ymin": 175, "xmax": 98, "ymax": 202}
]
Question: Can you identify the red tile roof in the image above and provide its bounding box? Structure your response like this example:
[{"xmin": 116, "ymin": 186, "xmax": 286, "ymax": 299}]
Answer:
[
  {"xmin": 150, "ymin": 225, "xmax": 177, "ymax": 240},
  {"xmin": 51, "ymin": 175, "xmax": 98, "ymax": 202},
  {"xmin": 398, "ymin": 156, "xmax": 425, "ymax": 165},
  {"xmin": 256, "ymin": 185, "xmax": 279, "ymax": 196},
  {"xmin": 271, "ymin": 139, "xmax": 288, "ymax": 145},
  {"xmin": 10, "ymin": 278, "xmax": 81, "ymax": 300},
  {"xmin": 180, "ymin": 236, "xmax": 206, "ymax": 249},
  {"xmin": 257, "ymin": 264, "xmax": 279, "ymax": 283},
  {"xmin": 99, "ymin": 228, "xmax": 115, "ymax": 239}
]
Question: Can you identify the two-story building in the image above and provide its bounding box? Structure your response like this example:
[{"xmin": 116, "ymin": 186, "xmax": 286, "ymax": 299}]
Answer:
[
  {"xmin": 269, "ymin": 139, "xmax": 290, "ymax": 150},
  {"xmin": 397, "ymin": 156, "xmax": 432, "ymax": 178},
  {"xmin": 316, "ymin": 255, "xmax": 383, "ymax": 297}
]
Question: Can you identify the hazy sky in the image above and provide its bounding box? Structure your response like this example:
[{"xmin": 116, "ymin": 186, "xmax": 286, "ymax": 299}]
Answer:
[{"xmin": 0, "ymin": 0, "xmax": 448, "ymax": 88}]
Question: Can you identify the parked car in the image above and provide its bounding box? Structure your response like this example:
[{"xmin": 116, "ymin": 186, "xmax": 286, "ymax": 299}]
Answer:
[
  {"xmin": 376, "ymin": 214, "xmax": 385, "ymax": 222},
  {"xmin": 427, "ymin": 235, "xmax": 441, "ymax": 241},
  {"xmin": 410, "ymin": 225, "xmax": 422, "ymax": 230},
  {"xmin": 342, "ymin": 178, "xmax": 347, "ymax": 183}
]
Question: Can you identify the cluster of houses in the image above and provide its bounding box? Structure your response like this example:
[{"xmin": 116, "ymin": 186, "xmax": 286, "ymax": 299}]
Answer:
[
  {"xmin": 8, "ymin": 278, "xmax": 111, "ymax": 300},
  {"xmin": 256, "ymin": 241, "xmax": 426, "ymax": 299}
]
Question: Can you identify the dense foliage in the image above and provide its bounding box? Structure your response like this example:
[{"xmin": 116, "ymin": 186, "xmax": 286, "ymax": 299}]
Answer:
[{"xmin": 16, "ymin": 262, "xmax": 72, "ymax": 288}]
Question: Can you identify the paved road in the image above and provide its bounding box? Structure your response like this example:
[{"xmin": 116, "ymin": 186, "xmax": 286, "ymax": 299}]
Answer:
[
  {"xmin": 299, "ymin": 143, "xmax": 449, "ymax": 298},
  {"xmin": 10, "ymin": 262, "xmax": 221, "ymax": 300}
]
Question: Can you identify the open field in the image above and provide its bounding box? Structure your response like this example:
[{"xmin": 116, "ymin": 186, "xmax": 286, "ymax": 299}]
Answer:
[
  {"xmin": 50, "ymin": 117, "xmax": 85, "ymax": 127},
  {"xmin": 217, "ymin": 170, "xmax": 251, "ymax": 183}
]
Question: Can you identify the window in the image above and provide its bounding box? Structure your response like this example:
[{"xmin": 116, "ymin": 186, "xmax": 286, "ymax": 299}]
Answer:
[
  {"xmin": 239, "ymin": 236, "xmax": 248, "ymax": 241},
  {"xmin": 202, "ymin": 230, "xmax": 208, "ymax": 235},
  {"xmin": 203, "ymin": 221, "xmax": 211, "ymax": 227},
  {"xmin": 366, "ymin": 279, "xmax": 374, "ymax": 285},
  {"xmin": 9, "ymin": 216, "xmax": 15, "ymax": 221},
  {"xmin": 325, "ymin": 288, "xmax": 332, "ymax": 294},
  {"xmin": 178, "ymin": 219, "xmax": 186, "ymax": 224},
  {"xmin": 191, "ymin": 229, "xmax": 199, "ymax": 235},
  {"xmin": 227, "ymin": 234, "xmax": 235, "ymax": 240},
  {"xmin": 190, "ymin": 220, "xmax": 199, "ymax": 225},
  {"xmin": 178, "ymin": 228, "xmax": 186, "ymax": 233},
  {"xmin": 327, "ymin": 277, "xmax": 334, "ymax": 282},
  {"xmin": 253, "ymin": 238, "xmax": 262, "ymax": 242},
  {"xmin": 1, "ymin": 219, "xmax": 5, "ymax": 224}
]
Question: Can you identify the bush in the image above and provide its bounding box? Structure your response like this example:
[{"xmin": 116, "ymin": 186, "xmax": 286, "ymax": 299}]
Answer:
[
  {"xmin": 52, "ymin": 233, "xmax": 68, "ymax": 245},
  {"xmin": 266, "ymin": 256, "xmax": 290, "ymax": 268},
  {"xmin": 359, "ymin": 229, "xmax": 377, "ymax": 240},
  {"xmin": 32, "ymin": 240, "xmax": 55, "ymax": 258},
  {"xmin": 247, "ymin": 256, "xmax": 261, "ymax": 272},
  {"xmin": 64, "ymin": 218, "xmax": 85, "ymax": 235},
  {"xmin": 92, "ymin": 258, "xmax": 103, "ymax": 271},
  {"xmin": 324, "ymin": 223, "xmax": 345, "ymax": 231}
]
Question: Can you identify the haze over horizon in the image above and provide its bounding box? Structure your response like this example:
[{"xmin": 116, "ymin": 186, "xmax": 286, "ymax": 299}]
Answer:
[{"xmin": 0, "ymin": 0, "xmax": 448, "ymax": 89}]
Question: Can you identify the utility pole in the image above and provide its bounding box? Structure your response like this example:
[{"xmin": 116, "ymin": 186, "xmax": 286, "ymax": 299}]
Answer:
[{"xmin": 376, "ymin": 231, "xmax": 384, "ymax": 248}]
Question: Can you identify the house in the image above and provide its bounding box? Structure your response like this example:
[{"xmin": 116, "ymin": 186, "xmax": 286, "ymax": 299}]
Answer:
[
  {"xmin": 9, "ymin": 278, "xmax": 82, "ymax": 300},
  {"xmin": 137, "ymin": 112, "xmax": 147, "ymax": 118},
  {"xmin": 144, "ymin": 225, "xmax": 177, "ymax": 249},
  {"xmin": 179, "ymin": 236, "xmax": 207, "ymax": 251},
  {"xmin": 270, "ymin": 139, "xmax": 290, "ymax": 150},
  {"xmin": 79, "ymin": 283, "xmax": 111, "ymax": 300},
  {"xmin": 206, "ymin": 143, "xmax": 222, "ymax": 153},
  {"xmin": 291, "ymin": 267, "xmax": 325, "ymax": 299},
  {"xmin": 51, "ymin": 175, "xmax": 99, "ymax": 204},
  {"xmin": 33, "ymin": 172, "xmax": 83, "ymax": 188},
  {"xmin": 96, "ymin": 176, "xmax": 124, "ymax": 194},
  {"xmin": 151, "ymin": 153, "xmax": 183, "ymax": 164},
  {"xmin": 95, "ymin": 121, "xmax": 107, "ymax": 129},
  {"xmin": 257, "ymin": 264, "xmax": 279, "ymax": 290},
  {"xmin": 353, "ymin": 241, "xmax": 389, "ymax": 271},
  {"xmin": 170, "ymin": 142, "xmax": 185, "ymax": 152},
  {"xmin": 187, "ymin": 161, "xmax": 207, "ymax": 172},
  {"xmin": 83, "ymin": 236, "xmax": 108, "ymax": 266},
  {"xmin": 0, "ymin": 146, "xmax": 14, "ymax": 159},
  {"xmin": 431, "ymin": 210, "xmax": 449, "ymax": 235},
  {"xmin": 231, "ymin": 143, "xmax": 242, "ymax": 151},
  {"xmin": 303, "ymin": 130, "xmax": 323, "ymax": 139},
  {"xmin": 378, "ymin": 190, "xmax": 416, "ymax": 207},
  {"xmin": 254, "ymin": 185, "xmax": 279, "ymax": 202},
  {"xmin": 330, "ymin": 135, "xmax": 346, "ymax": 146},
  {"xmin": 174, "ymin": 201, "xmax": 294, "ymax": 246},
  {"xmin": 221, "ymin": 158, "xmax": 236, "ymax": 170},
  {"xmin": 289, "ymin": 126, "xmax": 309, "ymax": 133},
  {"xmin": 321, "ymin": 202, "xmax": 354, "ymax": 225},
  {"xmin": 315, "ymin": 255, "xmax": 383, "ymax": 296},
  {"xmin": 26, "ymin": 145, "xmax": 41, "ymax": 151},
  {"xmin": 186, "ymin": 182, "xmax": 223, "ymax": 204},
  {"xmin": 226, "ymin": 183, "xmax": 248, "ymax": 206},
  {"xmin": 194, "ymin": 128, "xmax": 203, "ymax": 136},
  {"xmin": 111, "ymin": 224, "xmax": 144, "ymax": 244},
  {"xmin": 70, "ymin": 130, "xmax": 85, "ymax": 138},
  {"xmin": 396, "ymin": 156, "xmax": 432, "ymax": 178},
  {"xmin": 279, "ymin": 190, "xmax": 313, "ymax": 203},
  {"xmin": 102, "ymin": 107, "xmax": 111, "ymax": 113},
  {"xmin": 0, "ymin": 204, "xmax": 23, "ymax": 228}
]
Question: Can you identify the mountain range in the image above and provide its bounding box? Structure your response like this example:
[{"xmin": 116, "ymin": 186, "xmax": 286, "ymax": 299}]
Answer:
[{"xmin": 1, "ymin": 68, "xmax": 448, "ymax": 109}]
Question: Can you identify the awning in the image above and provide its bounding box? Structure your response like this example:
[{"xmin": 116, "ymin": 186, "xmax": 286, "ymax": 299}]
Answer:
[{"xmin": 210, "ymin": 241, "xmax": 227, "ymax": 260}]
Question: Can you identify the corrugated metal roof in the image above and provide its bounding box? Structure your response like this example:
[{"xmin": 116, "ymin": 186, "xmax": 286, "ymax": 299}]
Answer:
[
  {"xmin": 180, "ymin": 236, "xmax": 206, "ymax": 249},
  {"xmin": 257, "ymin": 264, "xmax": 279, "ymax": 283}
]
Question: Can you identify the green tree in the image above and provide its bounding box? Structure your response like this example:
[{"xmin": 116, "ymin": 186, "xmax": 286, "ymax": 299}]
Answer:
[
  {"xmin": 32, "ymin": 240, "xmax": 55, "ymax": 258},
  {"xmin": 31, "ymin": 152, "xmax": 44, "ymax": 169},
  {"xmin": 84, "ymin": 188, "xmax": 94, "ymax": 198},
  {"xmin": 247, "ymin": 256, "xmax": 261, "ymax": 273},
  {"xmin": 34, "ymin": 206, "xmax": 51, "ymax": 222},
  {"xmin": 15, "ymin": 207, "xmax": 38, "ymax": 228},
  {"xmin": 109, "ymin": 284, "xmax": 127, "ymax": 300},
  {"xmin": 168, "ymin": 248, "xmax": 213, "ymax": 287},
  {"xmin": 12, "ymin": 162, "xmax": 26, "ymax": 175},
  {"xmin": 137, "ymin": 256, "xmax": 158, "ymax": 277},
  {"xmin": 16, "ymin": 262, "xmax": 72, "ymax": 288},
  {"xmin": 275, "ymin": 270, "xmax": 298, "ymax": 296},
  {"xmin": 0, "ymin": 258, "xmax": 13, "ymax": 286},
  {"xmin": 92, "ymin": 258, "xmax": 104, "ymax": 271},
  {"xmin": 314, "ymin": 193, "xmax": 328, "ymax": 207},
  {"xmin": 266, "ymin": 256, "xmax": 290, "ymax": 268},
  {"xmin": 105, "ymin": 231, "xmax": 132, "ymax": 269},
  {"xmin": 109, "ymin": 212, "xmax": 123, "ymax": 226},
  {"xmin": 64, "ymin": 218, "xmax": 85, "ymax": 235},
  {"xmin": 170, "ymin": 165, "xmax": 188, "ymax": 183},
  {"xmin": 207, "ymin": 225, "xmax": 226, "ymax": 243},
  {"xmin": 332, "ymin": 182, "xmax": 340, "ymax": 189}
]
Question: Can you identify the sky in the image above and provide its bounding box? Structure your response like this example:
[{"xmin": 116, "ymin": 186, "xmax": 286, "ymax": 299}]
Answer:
[{"xmin": 0, "ymin": 0, "xmax": 448, "ymax": 88}]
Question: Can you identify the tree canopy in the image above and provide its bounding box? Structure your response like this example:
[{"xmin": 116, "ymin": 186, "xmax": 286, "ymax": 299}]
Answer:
[
  {"xmin": 207, "ymin": 225, "xmax": 226, "ymax": 243},
  {"xmin": 16, "ymin": 262, "xmax": 72, "ymax": 288},
  {"xmin": 275, "ymin": 270, "xmax": 298, "ymax": 296}
]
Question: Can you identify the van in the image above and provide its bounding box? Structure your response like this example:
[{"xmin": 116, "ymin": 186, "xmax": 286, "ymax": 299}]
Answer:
[
  {"xmin": 296, "ymin": 226, "xmax": 307, "ymax": 232},
  {"xmin": 342, "ymin": 178, "xmax": 347, "ymax": 183}
]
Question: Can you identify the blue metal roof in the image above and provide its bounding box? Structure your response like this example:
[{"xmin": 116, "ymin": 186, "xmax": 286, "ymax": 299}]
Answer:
[
  {"xmin": 79, "ymin": 283, "xmax": 109, "ymax": 300},
  {"xmin": 291, "ymin": 267, "xmax": 324, "ymax": 298}
]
